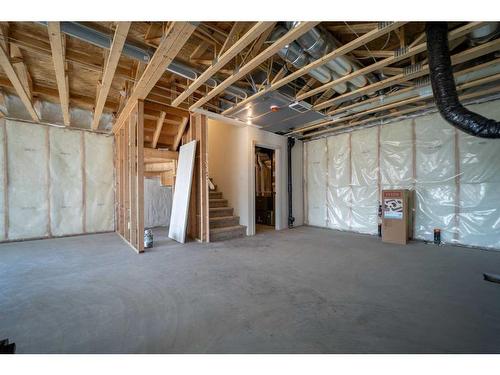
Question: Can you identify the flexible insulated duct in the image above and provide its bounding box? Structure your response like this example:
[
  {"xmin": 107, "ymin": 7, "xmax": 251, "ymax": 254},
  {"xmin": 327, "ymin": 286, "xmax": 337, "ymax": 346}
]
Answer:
[{"xmin": 426, "ymin": 22, "xmax": 500, "ymax": 138}]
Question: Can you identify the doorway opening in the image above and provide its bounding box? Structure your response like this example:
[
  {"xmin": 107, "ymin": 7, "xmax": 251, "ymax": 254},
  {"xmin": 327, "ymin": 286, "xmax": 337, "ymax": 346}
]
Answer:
[{"xmin": 255, "ymin": 146, "xmax": 276, "ymax": 234}]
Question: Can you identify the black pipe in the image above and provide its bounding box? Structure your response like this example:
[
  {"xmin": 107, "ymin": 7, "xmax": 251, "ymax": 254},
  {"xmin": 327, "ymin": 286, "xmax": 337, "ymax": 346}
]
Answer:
[
  {"xmin": 426, "ymin": 22, "xmax": 500, "ymax": 138},
  {"xmin": 287, "ymin": 137, "xmax": 296, "ymax": 228}
]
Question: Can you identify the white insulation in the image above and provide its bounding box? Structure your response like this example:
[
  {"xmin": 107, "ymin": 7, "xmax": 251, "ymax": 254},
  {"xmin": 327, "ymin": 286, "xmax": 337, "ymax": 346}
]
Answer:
[
  {"xmin": 84, "ymin": 132, "xmax": 114, "ymax": 233},
  {"xmin": 0, "ymin": 120, "xmax": 114, "ymax": 241},
  {"xmin": 49, "ymin": 127, "xmax": 84, "ymax": 236},
  {"xmin": 305, "ymin": 99, "xmax": 500, "ymax": 250},
  {"xmin": 0, "ymin": 120, "xmax": 6, "ymax": 241},
  {"xmin": 144, "ymin": 178, "xmax": 173, "ymax": 228}
]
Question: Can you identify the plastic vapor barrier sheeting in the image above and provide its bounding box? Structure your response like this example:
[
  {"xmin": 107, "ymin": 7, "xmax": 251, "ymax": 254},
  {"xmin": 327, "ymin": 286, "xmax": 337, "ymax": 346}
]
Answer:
[
  {"xmin": 327, "ymin": 134, "xmax": 350, "ymax": 231},
  {"xmin": 84, "ymin": 132, "xmax": 114, "ymax": 233},
  {"xmin": 306, "ymin": 139, "xmax": 327, "ymax": 227},
  {"xmin": 305, "ymin": 98, "xmax": 500, "ymax": 250},
  {"xmin": 380, "ymin": 118, "xmax": 414, "ymax": 190},
  {"xmin": 6, "ymin": 121, "xmax": 49, "ymax": 240},
  {"xmin": 49, "ymin": 127, "xmax": 83, "ymax": 236},
  {"xmin": 457, "ymin": 101, "xmax": 500, "ymax": 249},
  {"xmin": 414, "ymin": 112, "xmax": 457, "ymax": 243},
  {"xmin": 350, "ymin": 127, "xmax": 378, "ymax": 234},
  {"xmin": 144, "ymin": 178, "xmax": 173, "ymax": 228}
]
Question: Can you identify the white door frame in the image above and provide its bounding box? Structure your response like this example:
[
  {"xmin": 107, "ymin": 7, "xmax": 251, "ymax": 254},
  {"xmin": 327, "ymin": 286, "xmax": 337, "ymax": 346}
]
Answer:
[{"xmin": 249, "ymin": 140, "xmax": 282, "ymax": 236}]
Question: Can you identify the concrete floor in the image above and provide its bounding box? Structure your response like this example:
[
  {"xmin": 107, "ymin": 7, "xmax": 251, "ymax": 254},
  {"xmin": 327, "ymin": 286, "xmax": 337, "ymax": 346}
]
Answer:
[{"xmin": 1, "ymin": 226, "xmax": 500, "ymax": 354}]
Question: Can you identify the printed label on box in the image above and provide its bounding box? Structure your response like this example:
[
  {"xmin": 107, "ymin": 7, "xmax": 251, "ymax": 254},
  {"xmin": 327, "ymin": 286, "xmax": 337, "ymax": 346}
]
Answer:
[{"xmin": 384, "ymin": 198, "xmax": 403, "ymax": 220}]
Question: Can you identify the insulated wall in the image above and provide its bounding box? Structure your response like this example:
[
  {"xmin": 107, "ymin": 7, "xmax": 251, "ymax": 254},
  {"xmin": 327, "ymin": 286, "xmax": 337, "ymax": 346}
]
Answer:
[
  {"xmin": 305, "ymin": 99, "xmax": 500, "ymax": 250},
  {"xmin": 144, "ymin": 178, "xmax": 173, "ymax": 228},
  {"xmin": 0, "ymin": 120, "xmax": 115, "ymax": 242}
]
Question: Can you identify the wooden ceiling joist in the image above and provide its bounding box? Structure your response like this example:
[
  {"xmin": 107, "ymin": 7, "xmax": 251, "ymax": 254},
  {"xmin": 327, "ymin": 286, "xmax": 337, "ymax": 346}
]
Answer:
[
  {"xmin": 303, "ymin": 22, "xmax": 485, "ymax": 108},
  {"xmin": 315, "ymin": 33, "xmax": 500, "ymax": 113},
  {"xmin": 189, "ymin": 21, "xmax": 321, "ymax": 111},
  {"xmin": 92, "ymin": 22, "xmax": 131, "ymax": 130},
  {"xmin": 290, "ymin": 50, "xmax": 500, "ymax": 135},
  {"xmin": 222, "ymin": 22, "xmax": 406, "ymax": 116},
  {"xmin": 112, "ymin": 22, "xmax": 196, "ymax": 134},
  {"xmin": 47, "ymin": 22, "xmax": 70, "ymax": 126},
  {"xmin": 302, "ymin": 85, "xmax": 500, "ymax": 139},
  {"xmin": 0, "ymin": 34, "xmax": 39, "ymax": 121},
  {"xmin": 171, "ymin": 22, "xmax": 273, "ymax": 107}
]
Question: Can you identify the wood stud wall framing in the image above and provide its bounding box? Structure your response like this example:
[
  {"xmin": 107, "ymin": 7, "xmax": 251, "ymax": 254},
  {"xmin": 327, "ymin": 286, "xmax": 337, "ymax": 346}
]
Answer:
[{"xmin": 115, "ymin": 99, "xmax": 145, "ymax": 253}]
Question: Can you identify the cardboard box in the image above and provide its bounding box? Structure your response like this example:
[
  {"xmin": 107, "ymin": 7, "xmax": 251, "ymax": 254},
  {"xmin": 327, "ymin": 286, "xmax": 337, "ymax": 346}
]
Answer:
[{"xmin": 382, "ymin": 189, "xmax": 413, "ymax": 245}]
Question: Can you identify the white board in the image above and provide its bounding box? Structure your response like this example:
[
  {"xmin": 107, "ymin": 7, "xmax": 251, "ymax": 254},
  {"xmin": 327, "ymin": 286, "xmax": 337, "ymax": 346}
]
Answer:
[{"xmin": 169, "ymin": 140, "xmax": 197, "ymax": 243}]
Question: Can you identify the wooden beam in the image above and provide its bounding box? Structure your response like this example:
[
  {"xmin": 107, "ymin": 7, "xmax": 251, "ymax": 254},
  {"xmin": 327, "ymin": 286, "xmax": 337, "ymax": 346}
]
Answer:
[
  {"xmin": 171, "ymin": 22, "xmax": 273, "ymax": 107},
  {"xmin": 48, "ymin": 22, "xmax": 70, "ymax": 126},
  {"xmin": 302, "ymin": 85, "xmax": 500, "ymax": 139},
  {"xmin": 10, "ymin": 45, "xmax": 32, "ymax": 100},
  {"xmin": 0, "ymin": 37, "xmax": 39, "ymax": 121},
  {"xmin": 327, "ymin": 23, "xmax": 379, "ymax": 35},
  {"xmin": 351, "ymin": 50, "xmax": 394, "ymax": 58},
  {"xmin": 219, "ymin": 22, "xmax": 247, "ymax": 56},
  {"xmin": 144, "ymin": 161, "xmax": 176, "ymax": 173},
  {"xmin": 151, "ymin": 111, "xmax": 166, "ymax": 148},
  {"xmin": 173, "ymin": 116, "xmax": 189, "ymax": 150},
  {"xmin": 291, "ymin": 57, "xmax": 500, "ymax": 135},
  {"xmin": 222, "ymin": 22, "xmax": 405, "ymax": 116},
  {"xmin": 144, "ymin": 147, "xmax": 178, "ymax": 162},
  {"xmin": 92, "ymin": 22, "xmax": 131, "ymax": 130},
  {"xmin": 301, "ymin": 22, "xmax": 485, "ymax": 106},
  {"xmin": 112, "ymin": 22, "xmax": 196, "ymax": 134},
  {"xmin": 315, "ymin": 32, "xmax": 500, "ymax": 111},
  {"xmin": 190, "ymin": 22, "xmax": 320, "ymax": 111}
]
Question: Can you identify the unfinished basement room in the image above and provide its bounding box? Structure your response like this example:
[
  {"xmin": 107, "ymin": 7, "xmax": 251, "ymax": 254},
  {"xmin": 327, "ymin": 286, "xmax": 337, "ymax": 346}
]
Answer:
[{"xmin": 1, "ymin": 3, "xmax": 500, "ymax": 365}]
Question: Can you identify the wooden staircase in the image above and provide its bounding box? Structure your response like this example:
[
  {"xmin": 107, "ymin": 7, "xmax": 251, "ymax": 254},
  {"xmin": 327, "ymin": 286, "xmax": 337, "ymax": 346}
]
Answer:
[{"xmin": 209, "ymin": 187, "xmax": 246, "ymax": 242}]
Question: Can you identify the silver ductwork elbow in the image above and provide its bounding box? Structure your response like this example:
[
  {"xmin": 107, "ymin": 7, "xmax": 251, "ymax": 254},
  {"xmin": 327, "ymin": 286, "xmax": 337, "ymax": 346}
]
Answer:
[{"xmin": 271, "ymin": 26, "xmax": 347, "ymax": 94}]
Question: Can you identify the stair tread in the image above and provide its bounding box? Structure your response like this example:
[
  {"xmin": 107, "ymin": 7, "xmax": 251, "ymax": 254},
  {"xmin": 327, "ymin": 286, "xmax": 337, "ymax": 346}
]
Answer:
[
  {"xmin": 210, "ymin": 207, "xmax": 232, "ymax": 211},
  {"xmin": 210, "ymin": 225, "xmax": 246, "ymax": 234},
  {"xmin": 209, "ymin": 198, "xmax": 226, "ymax": 201},
  {"xmin": 210, "ymin": 215, "xmax": 239, "ymax": 221}
]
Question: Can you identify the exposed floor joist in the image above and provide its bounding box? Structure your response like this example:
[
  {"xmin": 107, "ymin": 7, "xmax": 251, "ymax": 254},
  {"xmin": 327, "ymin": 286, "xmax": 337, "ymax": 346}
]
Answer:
[
  {"xmin": 92, "ymin": 22, "xmax": 131, "ymax": 130},
  {"xmin": 112, "ymin": 22, "xmax": 196, "ymax": 134},
  {"xmin": 189, "ymin": 21, "xmax": 321, "ymax": 111},
  {"xmin": 47, "ymin": 22, "xmax": 70, "ymax": 126},
  {"xmin": 221, "ymin": 22, "xmax": 406, "ymax": 116},
  {"xmin": 0, "ymin": 34, "xmax": 39, "ymax": 121},
  {"xmin": 171, "ymin": 21, "xmax": 273, "ymax": 107}
]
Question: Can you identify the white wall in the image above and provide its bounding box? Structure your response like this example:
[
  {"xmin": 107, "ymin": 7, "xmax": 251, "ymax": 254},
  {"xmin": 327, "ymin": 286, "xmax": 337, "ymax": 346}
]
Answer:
[
  {"xmin": 0, "ymin": 119, "xmax": 114, "ymax": 242},
  {"xmin": 144, "ymin": 178, "xmax": 173, "ymax": 228},
  {"xmin": 207, "ymin": 119, "xmax": 304, "ymax": 235},
  {"xmin": 304, "ymin": 99, "xmax": 500, "ymax": 250}
]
